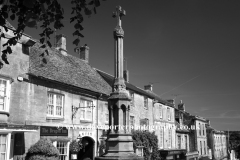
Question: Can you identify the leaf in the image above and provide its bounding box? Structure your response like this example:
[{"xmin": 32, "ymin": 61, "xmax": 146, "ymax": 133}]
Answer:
[
  {"xmin": 10, "ymin": 14, "xmax": 15, "ymax": 20},
  {"xmin": 6, "ymin": 46, "xmax": 12, "ymax": 54},
  {"xmin": 94, "ymin": 0, "xmax": 100, "ymax": 7},
  {"xmin": 45, "ymin": 49, "xmax": 49, "ymax": 55},
  {"xmin": 39, "ymin": 53, "xmax": 44, "ymax": 57},
  {"xmin": 23, "ymin": 0, "xmax": 36, "ymax": 8},
  {"xmin": 88, "ymin": 1, "xmax": 94, "ymax": 5},
  {"xmin": 2, "ymin": 11, "xmax": 8, "ymax": 19},
  {"xmin": 40, "ymin": 38, "xmax": 45, "ymax": 44},
  {"xmin": 47, "ymin": 41, "xmax": 52, "ymax": 48},
  {"xmin": 42, "ymin": 58, "xmax": 47, "ymax": 64},
  {"xmin": 93, "ymin": 7, "xmax": 97, "ymax": 14},
  {"xmin": 74, "ymin": 23, "xmax": 84, "ymax": 30},
  {"xmin": 40, "ymin": 44, "xmax": 46, "ymax": 48},
  {"xmin": 1, "ymin": 51, "xmax": 9, "ymax": 64},
  {"xmin": 25, "ymin": 19, "xmax": 38, "ymax": 28},
  {"xmin": 84, "ymin": 8, "xmax": 92, "ymax": 15},
  {"xmin": 73, "ymin": 38, "xmax": 80, "ymax": 46}
]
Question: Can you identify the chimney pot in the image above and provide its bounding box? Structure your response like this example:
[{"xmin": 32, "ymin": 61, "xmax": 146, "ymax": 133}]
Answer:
[
  {"xmin": 178, "ymin": 100, "xmax": 185, "ymax": 112},
  {"xmin": 56, "ymin": 34, "xmax": 67, "ymax": 56},
  {"xmin": 79, "ymin": 44, "xmax": 89, "ymax": 63},
  {"xmin": 144, "ymin": 84, "xmax": 153, "ymax": 91},
  {"xmin": 167, "ymin": 99, "xmax": 175, "ymax": 107},
  {"xmin": 123, "ymin": 70, "xmax": 129, "ymax": 82}
]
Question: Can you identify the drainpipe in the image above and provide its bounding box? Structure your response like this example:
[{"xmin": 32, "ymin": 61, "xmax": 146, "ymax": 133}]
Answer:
[{"xmin": 96, "ymin": 94, "xmax": 102, "ymax": 157}]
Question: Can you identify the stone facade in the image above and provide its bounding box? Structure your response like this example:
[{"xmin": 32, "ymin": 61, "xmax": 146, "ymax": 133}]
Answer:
[
  {"xmin": 0, "ymin": 23, "xmax": 111, "ymax": 160},
  {"xmin": 207, "ymin": 125, "xmax": 228, "ymax": 160}
]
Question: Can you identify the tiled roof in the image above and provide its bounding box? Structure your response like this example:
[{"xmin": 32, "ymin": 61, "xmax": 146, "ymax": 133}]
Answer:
[
  {"xmin": 29, "ymin": 42, "xmax": 112, "ymax": 95},
  {"xmin": 95, "ymin": 69, "xmax": 173, "ymax": 107}
]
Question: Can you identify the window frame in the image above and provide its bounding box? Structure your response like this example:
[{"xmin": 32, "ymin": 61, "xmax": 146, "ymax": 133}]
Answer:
[
  {"xmin": 80, "ymin": 99, "xmax": 93, "ymax": 122},
  {"xmin": 52, "ymin": 140, "xmax": 69, "ymax": 160},
  {"xmin": 144, "ymin": 96, "xmax": 148, "ymax": 110},
  {"xmin": 0, "ymin": 134, "xmax": 8, "ymax": 160},
  {"xmin": 168, "ymin": 128, "xmax": 171, "ymax": 148},
  {"xmin": 0, "ymin": 77, "xmax": 11, "ymax": 113},
  {"xmin": 130, "ymin": 116, "xmax": 135, "ymax": 130},
  {"xmin": 159, "ymin": 105, "xmax": 163, "ymax": 119},
  {"xmin": 130, "ymin": 92, "xmax": 134, "ymax": 107},
  {"xmin": 47, "ymin": 92, "xmax": 64, "ymax": 118},
  {"xmin": 177, "ymin": 135, "xmax": 181, "ymax": 149},
  {"xmin": 167, "ymin": 107, "xmax": 171, "ymax": 121},
  {"xmin": 159, "ymin": 127, "xmax": 164, "ymax": 148},
  {"xmin": 105, "ymin": 113, "xmax": 109, "ymax": 124}
]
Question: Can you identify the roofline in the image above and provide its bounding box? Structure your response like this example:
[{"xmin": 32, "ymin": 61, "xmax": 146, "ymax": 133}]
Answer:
[
  {"xmin": 94, "ymin": 68, "xmax": 173, "ymax": 107},
  {"xmin": 28, "ymin": 73, "xmax": 108, "ymax": 98}
]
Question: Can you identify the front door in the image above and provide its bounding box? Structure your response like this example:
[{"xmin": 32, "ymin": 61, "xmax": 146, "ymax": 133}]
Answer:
[{"xmin": 78, "ymin": 137, "xmax": 94, "ymax": 160}]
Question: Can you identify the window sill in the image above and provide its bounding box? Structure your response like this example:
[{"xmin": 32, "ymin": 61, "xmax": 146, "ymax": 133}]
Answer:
[
  {"xmin": 46, "ymin": 117, "xmax": 64, "ymax": 121},
  {"xmin": 0, "ymin": 111, "xmax": 10, "ymax": 116},
  {"xmin": 80, "ymin": 120, "xmax": 92, "ymax": 123}
]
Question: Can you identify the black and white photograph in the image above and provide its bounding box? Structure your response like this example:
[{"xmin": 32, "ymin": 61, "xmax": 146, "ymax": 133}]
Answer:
[{"xmin": 0, "ymin": 0, "xmax": 239, "ymax": 160}]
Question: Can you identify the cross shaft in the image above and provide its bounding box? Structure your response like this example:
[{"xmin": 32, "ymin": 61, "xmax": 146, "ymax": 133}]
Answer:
[{"xmin": 112, "ymin": 6, "xmax": 126, "ymax": 28}]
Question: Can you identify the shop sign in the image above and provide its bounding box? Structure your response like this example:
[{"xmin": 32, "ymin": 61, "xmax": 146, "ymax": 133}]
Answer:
[
  {"xmin": 79, "ymin": 131, "xmax": 93, "ymax": 137},
  {"xmin": 40, "ymin": 126, "xmax": 68, "ymax": 136}
]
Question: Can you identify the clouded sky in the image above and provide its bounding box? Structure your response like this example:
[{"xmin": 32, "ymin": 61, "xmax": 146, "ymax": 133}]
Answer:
[{"xmin": 9, "ymin": 0, "xmax": 240, "ymax": 131}]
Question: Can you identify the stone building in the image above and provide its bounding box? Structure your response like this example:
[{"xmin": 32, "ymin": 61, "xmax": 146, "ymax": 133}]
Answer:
[
  {"xmin": 96, "ymin": 69, "xmax": 189, "ymax": 160},
  {"xmin": 0, "ymin": 22, "xmax": 112, "ymax": 160},
  {"xmin": 206, "ymin": 122, "xmax": 228, "ymax": 160},
  {"xmin": 181, "ymin": 111, "xmax": 208, "ymax": 160},
  {"xmin": 175, "ymin": 101, "xmax": 199, "ymax": 160}
]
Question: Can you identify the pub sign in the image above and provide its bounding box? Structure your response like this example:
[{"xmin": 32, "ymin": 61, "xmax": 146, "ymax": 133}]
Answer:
[{"xmin": 40, "ymin": 126, "xmax": 68, "ymax": 136}]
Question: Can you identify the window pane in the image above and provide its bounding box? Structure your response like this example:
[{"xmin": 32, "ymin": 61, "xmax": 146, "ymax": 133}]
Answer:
[
  {"xmin": 0, "ymin": 134, "xmax": 7, "ymax": 160},
  {"xmin": 0, "ymin": 153, "xmax": 6, "ymax": 160},
  {"xmin": 0, "ymin": 80, "xmax": 7, "ymax": 111},
  {"xmin": 56, "ymin": 141, "xmax": 67, "ymax": 160},
  {"xmin": 87, "ymin": 111, "xmax": 91, "ymax": 119},
  {"xmin": 81, "ymin": 110, "xmax": 85, "ymax": 119}
]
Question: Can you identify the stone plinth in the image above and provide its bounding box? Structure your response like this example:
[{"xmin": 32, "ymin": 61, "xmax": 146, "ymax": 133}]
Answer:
[{"xmin": 95, "ymin": 133, "xmax": 144, "ymax": 160}]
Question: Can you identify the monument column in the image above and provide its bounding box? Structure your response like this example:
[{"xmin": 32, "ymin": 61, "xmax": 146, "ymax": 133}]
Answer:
[{"xmin": 95, "ymin": 6, "xmax": 144, "ymax": 160}]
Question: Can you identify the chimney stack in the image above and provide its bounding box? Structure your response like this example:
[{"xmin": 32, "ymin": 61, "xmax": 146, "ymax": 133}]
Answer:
[
  {"xmin": 74, "ymin": 44, "xmax": 90, "ymax": 63},
  {"xmin": 178, "ymin": 100, "xmax": 185, "ymax": 112},
  {"xmin": 56, "ymin": 34, "xmax": 67, "ymax": 56},
  {"xmin": 123, "ymin": 70, "xmax": 129, "ymax": 82},
  {"xmin": 144, "ymin": 84, "xmax": 153, "ymax": 91},
  {"xmin": 167, "ymin": 99, "xmax": 175, "ymax": 107}
]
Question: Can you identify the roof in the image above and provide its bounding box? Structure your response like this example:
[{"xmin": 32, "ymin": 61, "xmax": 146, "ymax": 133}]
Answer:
[
  {"xmin": 95, "ymin": 69, "xmax": 173, "ymax": 107},
  {"xmin": 29, "ymin": 42, "xmax": 112, "ymax": 95}
]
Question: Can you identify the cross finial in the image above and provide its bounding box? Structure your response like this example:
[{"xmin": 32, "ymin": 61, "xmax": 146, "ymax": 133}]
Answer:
[{"xmin": 112, "ymin": 6, "xmax": 126, "ymax": 28}]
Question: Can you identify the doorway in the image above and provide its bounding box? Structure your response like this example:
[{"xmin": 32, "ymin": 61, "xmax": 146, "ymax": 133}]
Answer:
[{"xmin": 77, "ymin": 136, "xmax": 94, "ymax": 160}]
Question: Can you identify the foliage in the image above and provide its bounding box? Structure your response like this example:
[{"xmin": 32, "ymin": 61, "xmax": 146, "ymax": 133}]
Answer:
[
  {"xmin": 229, "ymin": 131, "xmax": 240, "ymax": 158},
  {"xmin": 132, "ymin": 130, "xmax": 161, "ymax": 160},
  {"xmin": 25, "ymin": 138, "xmax": 59, "ymax": 160},
  {"xmin": 0, "ymin": 0, "xmax": 106, "ymax": 67},
  {"xmin": 69, "ymin": 139, "xmax": 82, "ymax": 153}
]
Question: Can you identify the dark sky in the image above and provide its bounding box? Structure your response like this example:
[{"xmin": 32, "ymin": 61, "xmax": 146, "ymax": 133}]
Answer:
[{"xmin": 9, "ymin": 0, "xmax": 240, "ymax": 130}]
